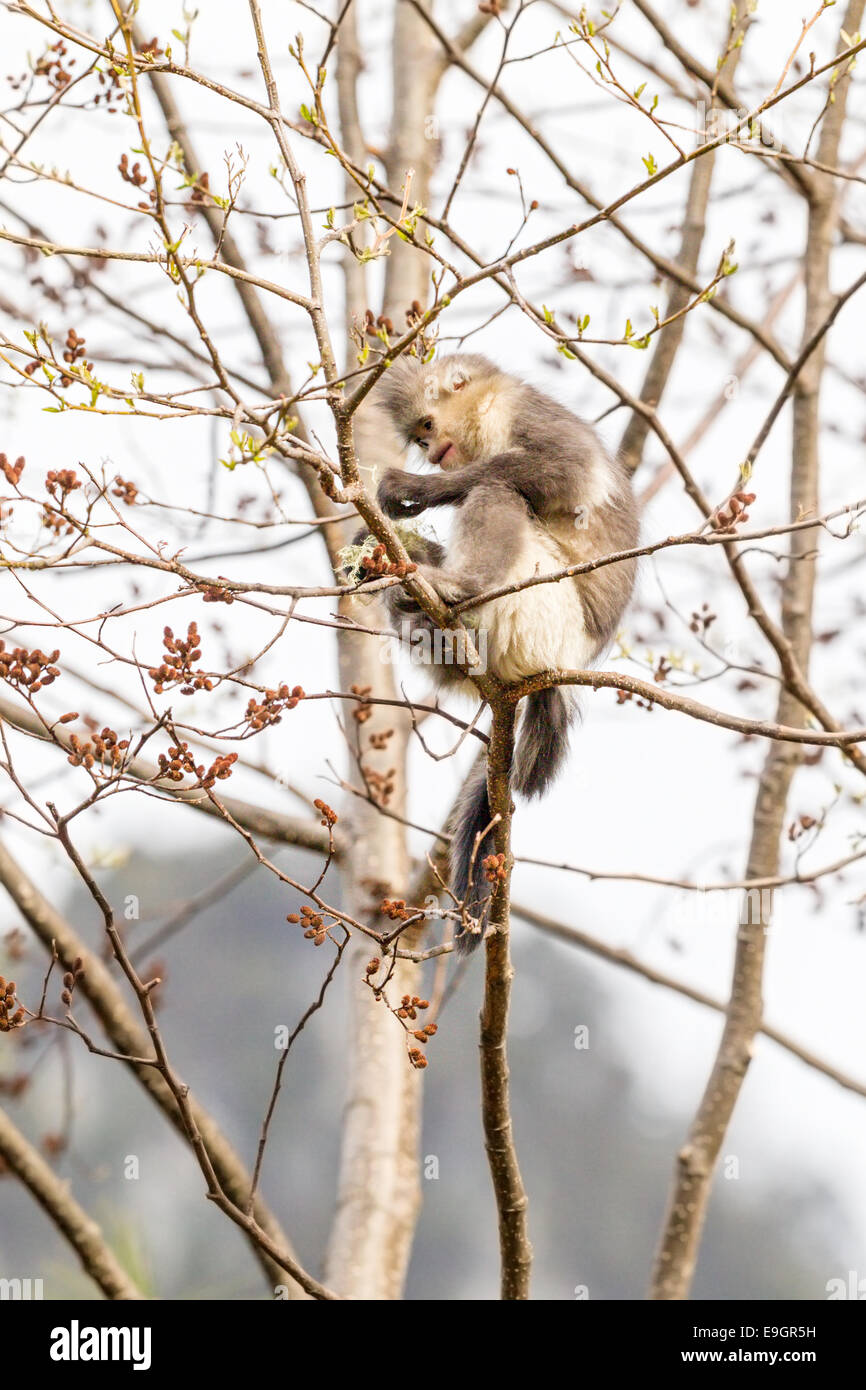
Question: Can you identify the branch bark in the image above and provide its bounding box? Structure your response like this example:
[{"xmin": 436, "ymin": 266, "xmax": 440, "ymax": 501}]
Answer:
[
  {"xmin": 480, "ymin": 702, "xmax": 531, "ymax": 1299},
  {"xmin": 0, "ymin": 1104, "xmax": 145, "ymax": 1300},
  {"xmin": 321, "ymin": 0, "xmax": 444, "ymax": 1300}
]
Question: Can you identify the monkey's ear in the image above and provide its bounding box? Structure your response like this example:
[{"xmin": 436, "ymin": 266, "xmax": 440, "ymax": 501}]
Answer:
[
  {"xmin": 376, "ymin": 354, "xmax": 424, "ymax": 430},
  {"xmin": 442, "ymin": 358, "xmax": 471, "ymax": 392}
]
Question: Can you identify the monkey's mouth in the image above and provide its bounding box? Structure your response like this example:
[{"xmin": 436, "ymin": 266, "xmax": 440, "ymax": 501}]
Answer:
[{"xmin": 431, "ymin": 441, "xmax": 456, "ymax": 468}]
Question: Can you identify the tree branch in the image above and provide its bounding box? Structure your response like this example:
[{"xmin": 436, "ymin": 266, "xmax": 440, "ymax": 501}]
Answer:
[
  {"xmin": 480, "ymin": 701, "xmax": 531, "ymax": 1299},
  {"xmin": 0, "ymin": 1104, "xmax": 145, "ymax": 1300}
]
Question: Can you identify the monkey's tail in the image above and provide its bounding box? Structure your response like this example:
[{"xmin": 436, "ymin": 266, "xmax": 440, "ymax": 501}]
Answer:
[{"xmin": 451, "ymin": 688, "xmax": 575, "ymax": 953}]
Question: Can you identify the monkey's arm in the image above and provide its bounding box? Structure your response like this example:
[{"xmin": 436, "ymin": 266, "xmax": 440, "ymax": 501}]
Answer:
[
  {"xmin": 377, "ymin": 450, "xmax": 579, "ymax": 520},
  {"xmin": 397, "ymin": 483, "xmax": 531, "ymax": 607},
  {"xmin": 377, "ymin": 466, "xmax": 473, "ymax": 518}
]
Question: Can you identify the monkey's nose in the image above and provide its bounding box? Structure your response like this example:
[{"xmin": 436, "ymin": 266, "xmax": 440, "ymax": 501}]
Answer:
[{"xmin": 431, "ymin": 441, "xmax": 455, "ymax": 467}]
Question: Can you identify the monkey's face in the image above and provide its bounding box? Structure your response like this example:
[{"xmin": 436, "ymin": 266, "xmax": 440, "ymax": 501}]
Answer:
[
  {"xmin": 409, "ymin": 401, "xmax": 467, "ymax": 471},
  {"xmin": 379, "ymin": 353, "xmax": 515, "ymax": 466}
]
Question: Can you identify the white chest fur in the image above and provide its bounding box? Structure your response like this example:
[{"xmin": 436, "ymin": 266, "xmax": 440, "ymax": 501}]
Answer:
[{"xmin": 470, "ymin": 528, "xmax": 596, "ymax": 682}]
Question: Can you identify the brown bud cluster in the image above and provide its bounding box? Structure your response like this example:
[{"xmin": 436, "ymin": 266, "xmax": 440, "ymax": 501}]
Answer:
[
  {"xmin": 118, "ymin": 153, "xmax": 148, "ymax": 188},
  {"xmin": 363, "ymin": 764, "xmax": 396, "ymax": 807},
  {"xmin": 482, "ymin": 852, "xmax": 508, "ymax": 885},
  {"xmin": 358, "ymin": 543, "xmax": 417, "ymax": 581},
  {"xmin": 363, "ymin": 309, "xmax": 394, "ymax": 339},
  {"xmin": 614, "ymin": 687, "xmax": 655, "ymax": 711},
  {"xmin": 157, "ymin": 743, "xmax": 237, "ymax": 790},
  {"xmin": 396, "ymin": 994, "xmax": 436, "ymax": 1069},
  {"xmin": 200, "ymin": 583, "xmax": 235, "ymax": 604},
  {"xmin": 381, "ymin": 898, "xmax": 411, "ymax": 921},
  {"xmin": 313, "ymin": 798, "xmax": 338, "ymax": 829},
  {"xmin": 33, "ymin": 40, "xmax": 73, "ymax": 91},
  {"xmin": 203, "ymin": 754, "xmax": 237, "ymax": 787},
  {"xmin": 67, "ymin": 726, "xmax": 129, "ymax": 772},
  {"xmin": 46, "ymin": 468, "xmax": 81, "ymax": 499},
  {"xmin": 93, "ymin": 62, "xmax": 124, "ymax": 110},
  {"xmin": 149, "ymin": 623, "xmax": 213, "ymax": 695},
  {"xmin": 0, "ymin": 453, "xmax": 25, "ymax": 486},
  {"xmin": 0, "ymin": 976, "xmax": 25, "ymax": 1033},
  {"xmin": 788, "ymin": 813, "xmax": 817, "ymax": 842},
  {"xmin": 62, "ymin": 330, "xmax": 86, "ymax": 366},
  {"xmin": 396, "ymin": 994, "xmax": 429, "ymax": 1021},
  {"xmin": 58, "ymin": 331, "xmax": 91, "ymax": 389},
  {"xmin": 368, "ymin": 728, "xmax": 394, "ymax": 750},
  {"xmin": 405, "ymin": 299, "xmax": 424, "ymax": 326},
  {"xmin": 351, "ymin": 683, "xmax": 373, "ymax": 724},
  {"xmin": 244, "ymin": 684, "xmax": 305, "ymax": 732},
  {"xmin": 42, "ymin": 505, "xmax": 75, "ymax": 538},
  {"xmin": 653, "ymin": 656, "xmax": 672, "ymax": 685},
  {"xmin": 136, "ymin": 36, "xmax": 165, "ymax": 59},
  {"xmin": 59, "ymin": 957, "xmax": 85, "ymax": 1009},
  {"xmin": 0, "ymin": 642, "xmax": 61, "ymax": 694},
  {"xmin": 712, "ymin": 490, "xmax": 756, "ymax": 532},
  {"xmin": 188, "ymin": 172, "xmax": 211, "ymax": 207},
  {"xmin": 286, "ymin": 903, "xmax": 329, "ymax": 946},
  {"xmin": 689, "ymin": 602, "xmax": 716, "ymax": 635},
  {"xmin": 111, "ymin": 476, "xmax": 139, "ymax": 505}
]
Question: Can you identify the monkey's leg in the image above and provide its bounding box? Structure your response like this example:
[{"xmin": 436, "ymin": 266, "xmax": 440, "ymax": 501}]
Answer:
[{"xmin": 387, "ymin": 485, "xmax": 529, "ymax": 685}]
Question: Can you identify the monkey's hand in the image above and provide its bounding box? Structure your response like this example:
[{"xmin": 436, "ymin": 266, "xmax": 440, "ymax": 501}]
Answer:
[{"xmin": 376, "ymin": 468, "xmax": 430, "ymax": 518}]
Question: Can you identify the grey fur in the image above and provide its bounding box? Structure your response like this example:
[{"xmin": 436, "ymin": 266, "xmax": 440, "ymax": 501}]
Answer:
[
  {"xmin": 449, "ymin": 760, "xmax": 495, "ymax": 954},
  {"xmin": 373, "ymin": 353, "xmax": 638, "ymax": 951},
  {"xmin": 512, "ymin": 687, "xmax": 576, "ymax": 798}
]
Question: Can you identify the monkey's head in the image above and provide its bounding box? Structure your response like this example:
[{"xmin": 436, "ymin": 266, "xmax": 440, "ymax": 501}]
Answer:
[{"xmin": 378, "ymin": 353, "xmax": 519, "ymax": 469}]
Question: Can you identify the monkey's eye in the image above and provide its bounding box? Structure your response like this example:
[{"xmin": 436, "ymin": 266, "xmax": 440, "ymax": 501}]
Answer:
[{"xmin": 421, "ymin": 417, "xmax": 434, "ymax": 431}]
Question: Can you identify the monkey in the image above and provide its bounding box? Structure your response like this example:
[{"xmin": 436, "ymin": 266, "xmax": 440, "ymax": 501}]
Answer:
[{"xmin": 370, "ymin": 352, "xmax": 639, "ymax": 952}]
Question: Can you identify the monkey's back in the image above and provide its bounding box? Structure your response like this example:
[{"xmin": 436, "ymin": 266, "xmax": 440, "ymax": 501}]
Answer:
[{"xmin": 477, "ymin": 390, "xmax": 639, "ymax": 679}]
